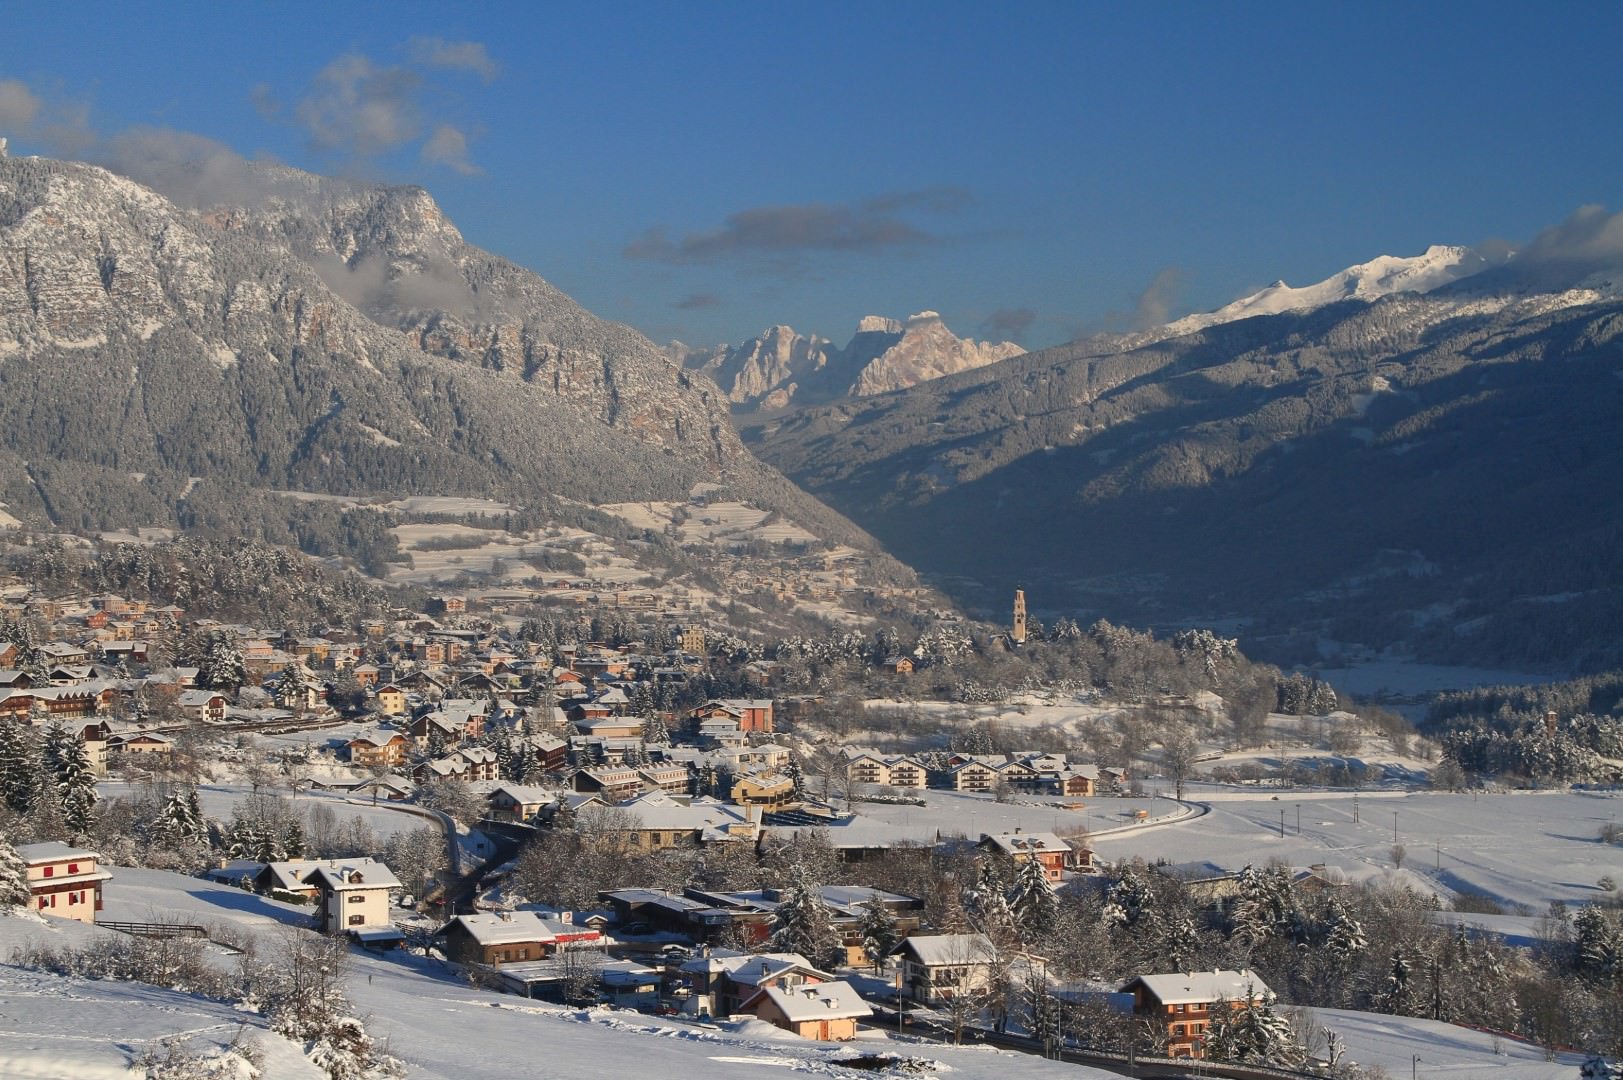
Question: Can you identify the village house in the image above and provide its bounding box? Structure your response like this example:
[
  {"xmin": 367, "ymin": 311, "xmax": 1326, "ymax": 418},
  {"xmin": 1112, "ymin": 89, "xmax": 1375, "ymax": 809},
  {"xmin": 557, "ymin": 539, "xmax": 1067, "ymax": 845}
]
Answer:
[
  {"xmin": 689, "ymin": 698, "xmax": 774, "ymax": 735},
  {"xmin": 678, "ymin": 951, "xmax": 827, "ymax": 1018},
  {"xmin": 980, "ymin": 830, "xmax": 1074, "ymax": 882},
  {"xmin": 738, "ymin": 980, "xmax": 872, "ymax": 1040},
  {"xmin": 1120, "ymin": 969, "xmax": 1273, "ymax": 1059},
  {"xmin": 435, "ymin": 911, "xmax": 602, "ymax": 966},
  {"xmin": 304, "ymin": 858, "xmax": 402, "ymax": 939},
  {"xmin": 177, "ymin": 689, "xmax": 228, "ymax": 724},
  {"xmin": 891, "ymin": 933, "xmax": 998, "ymax": 1004},
  {"xmin": 18, "ymin": 842, "xmax": 113, "ymax": 923},
  {"xmin": 487, "ymin": 783, "xmax": 556, "ymax": 822},
  {"xmin": 347, "ymin": 729, "xmax": 409, "ymax": 768},
  {"xmin": 373, "ymin": 683, "xmax": 407, "ymax": 715}
]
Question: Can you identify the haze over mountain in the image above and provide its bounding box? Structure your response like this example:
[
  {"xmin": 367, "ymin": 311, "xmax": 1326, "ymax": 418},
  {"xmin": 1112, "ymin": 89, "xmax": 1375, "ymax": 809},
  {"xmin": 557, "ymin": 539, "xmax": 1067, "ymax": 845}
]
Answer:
[
  {"xmin": 0, "ymin": 152, "xmax": 872, "ymax": 554},
  {"xmin": 746, "ymin": 241, "xmax": 1623, "ymax": 672},
  {"xmin": 672, "ymin": 310, "xmax": 1023, "ymax": 412}
]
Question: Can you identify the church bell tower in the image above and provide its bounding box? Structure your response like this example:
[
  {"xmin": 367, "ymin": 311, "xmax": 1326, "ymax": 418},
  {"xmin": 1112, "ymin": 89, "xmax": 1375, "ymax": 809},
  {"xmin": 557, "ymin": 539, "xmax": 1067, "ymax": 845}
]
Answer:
[{"xmin": 1012, "ymin": 588, "xmax": 1027, "ymax": 646}]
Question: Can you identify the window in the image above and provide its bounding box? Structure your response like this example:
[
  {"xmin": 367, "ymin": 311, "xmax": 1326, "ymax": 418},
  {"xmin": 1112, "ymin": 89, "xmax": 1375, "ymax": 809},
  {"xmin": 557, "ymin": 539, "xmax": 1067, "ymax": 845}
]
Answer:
[
  {"xmin": 349, "ymin": 894, "xmax": 366, "ymax": 903},
  {"xmin": 348, "ymin": 914, "xmax": 365, "ymax": 926},
  {"xmin": 1171, "ymin": 1025, "xmax": 1183, "ymax": 1038},
  {"xmin": 68, "ymin": 863, "xmax": 79, "ymax": 874},
  {"xmin": 42, "ymin": 865, "xmax": 53, "ymax": 878}
]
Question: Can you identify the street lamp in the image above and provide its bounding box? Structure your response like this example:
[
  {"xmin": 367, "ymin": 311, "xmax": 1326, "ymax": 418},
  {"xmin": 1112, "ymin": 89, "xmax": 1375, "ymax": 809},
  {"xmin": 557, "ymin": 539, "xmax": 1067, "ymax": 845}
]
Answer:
[
  {"xmin": 1296, "ymin": 803, "xmax": 1301, "ymax": 836},
  {"xmin": 1413, "ymin": 1054, "xmax": 1421, "ymax": 1080},
  {"xmin": 1393, "ymin": 810, "xmax": 1399, "ymax": 844}
]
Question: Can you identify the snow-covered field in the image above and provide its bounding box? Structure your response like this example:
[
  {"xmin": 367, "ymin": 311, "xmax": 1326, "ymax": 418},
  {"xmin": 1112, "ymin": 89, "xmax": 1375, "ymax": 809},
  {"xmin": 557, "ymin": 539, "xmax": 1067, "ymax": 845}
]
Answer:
[
  {"xmin": 1307, "ymin": 1006, "xmax": 1583, "ymax": 1080},
  {"xmin": 1094, "ymin": 788, "xmax": 1623, "ymax": 910},
  {"xmin": 800, "ymin": 790, "xmax": 1173, "ymax": 848},
  {"xmin": 96, "ymin": 780, "xmax": 429, "ymax": 841}
]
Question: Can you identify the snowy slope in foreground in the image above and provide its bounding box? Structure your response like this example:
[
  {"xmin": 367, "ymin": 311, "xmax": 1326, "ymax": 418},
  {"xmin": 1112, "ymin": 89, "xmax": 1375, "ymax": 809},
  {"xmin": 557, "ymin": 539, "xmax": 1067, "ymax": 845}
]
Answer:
[
  {"xmin": 0, "ymin": 922, "xmax": 322, "ymax": 1079},
  {"xmin": 1164, "ymin": 245, "xmax": 1488, "ymax": 335},
  {"xmin": 0, "ymin": 867, "xmax": 1121, "ymax": 1080}
]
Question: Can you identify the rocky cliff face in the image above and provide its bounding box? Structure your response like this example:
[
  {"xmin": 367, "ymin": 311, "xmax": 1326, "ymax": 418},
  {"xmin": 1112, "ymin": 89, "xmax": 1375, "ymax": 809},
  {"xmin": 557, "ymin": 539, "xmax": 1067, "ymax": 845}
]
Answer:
[
  {"xmin": 681, "ymin": 310, "xmax": 1022, "ymax": 411},
  {"xmin": 0, "ymin": 155, "xmax": 872, "ymax": 551}
]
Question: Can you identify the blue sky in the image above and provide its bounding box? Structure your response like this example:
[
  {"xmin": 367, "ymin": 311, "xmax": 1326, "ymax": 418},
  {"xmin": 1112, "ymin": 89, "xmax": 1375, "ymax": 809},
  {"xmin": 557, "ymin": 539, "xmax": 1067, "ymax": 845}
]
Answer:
[{"xmin": 3, "ymin": 2, "xmax": 1620, "ymax": 350}]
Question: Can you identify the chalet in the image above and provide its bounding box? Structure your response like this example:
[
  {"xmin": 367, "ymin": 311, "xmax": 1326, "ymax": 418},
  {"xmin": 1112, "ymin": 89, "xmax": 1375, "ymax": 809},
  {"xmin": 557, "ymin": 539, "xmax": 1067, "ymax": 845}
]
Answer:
[
  {"xmin": 1057, "ymin": 765, "xmax": 1099, "ymax": 797},
  {"xmin": 304, "ymin": 858, "xmax": 401, "ymax": 937},
  {"xmin": 409, "ymin": 711, "xmax": 462, "ymax": 749},
  {"xmin": 349, "ymin": 774, "xmax": 415, "ymax": 802},
  {"xmin": 488, "ymin": 783, "xmax": 556, "ymax": 822},
  {"xmin": 1120, "ymin": 969, "xmax": 1272, "ymax": 1059},
  {"xmin": 436, "ymin": 911, "xmax": 601, "ymax": 966},
  {"xmin": 108, "ymin": 731, "xmax": 173, "ymax": 757},
  {"xmin": 456, "ymin": 745, "xmax": 500, "ymax": 782},
  {"xmin": 610, "ymin": 796, "xmax": 758, "ymax": 851},
  {"xmin": 881, "ymin": 656, "xmax": 914, "ymax": 676},
  {"xmin": 352, "ymin": 664, "xmax": 381, "ymax": 688},
  {"xmin": 738, "ymin": 980, "xmax": 871, "ymax": 1040},
  {"xmin": 891, "ymin": 933, "xmax": 998, "ymax": 1004},
  {"xmin": 177, "ymin": 689, "xmax": 228, "ymax": 724},
  {"xmin": 980, "ymin": 830, "xmax": 1072, "ymax": 881},
  {"xmin": 0, "ymin": 669, "xmax": 31, "ymax": 689},
  {"xmin": 347, "ymin": 729, "xmax": 409, "ymax": 768},
  {"xmin": 18, "ymin": 842, "xmax": 112, "ymax": 923}
]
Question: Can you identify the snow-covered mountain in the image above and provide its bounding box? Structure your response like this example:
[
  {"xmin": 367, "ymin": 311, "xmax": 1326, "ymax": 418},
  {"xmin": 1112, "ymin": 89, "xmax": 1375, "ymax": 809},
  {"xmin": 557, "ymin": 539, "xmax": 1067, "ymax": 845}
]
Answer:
[
  {"xmin": 1162, "ymin": 245, "xmax": 1492, "ymax": 336},
  {"xmin": 677, "ymin": 311, "xmax": 1022, "ymax": 411}
]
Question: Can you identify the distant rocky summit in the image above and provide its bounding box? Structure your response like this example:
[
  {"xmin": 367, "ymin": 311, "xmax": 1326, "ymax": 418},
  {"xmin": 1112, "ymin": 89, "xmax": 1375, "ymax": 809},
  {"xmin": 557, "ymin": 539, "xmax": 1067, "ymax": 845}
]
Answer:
[{"xmin": 673, "ymin": 310, "xmax": 1022, "ymax": 411}]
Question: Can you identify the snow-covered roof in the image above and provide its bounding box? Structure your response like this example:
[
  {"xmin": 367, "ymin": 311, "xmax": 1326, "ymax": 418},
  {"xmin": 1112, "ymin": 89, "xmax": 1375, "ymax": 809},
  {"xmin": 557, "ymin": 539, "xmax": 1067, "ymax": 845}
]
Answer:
[
  {"xmin": 893, "ymin": 933, "xmax": 996, "ymax": 967},
  {"xmin": 17, "ymin": 841, "xmax": 99, "ymax": 865},
  {"xmin": 982, "ymin": 831, "xmax": 1071, "ymax": 856},
  {"xmin": 303, "ymin": 859, "xmax": 401, "ymax": 893},
  {"xmin": 1127, "ymin": 969, "xmax": 1272, "ymax": 1006},
  {"xmin": 440, "ymin": 912, "xmax": 559, "ymax": 946},
  {"xmin": 753, "ymin": 981, "xmax": 871, "ymax": 1023}
]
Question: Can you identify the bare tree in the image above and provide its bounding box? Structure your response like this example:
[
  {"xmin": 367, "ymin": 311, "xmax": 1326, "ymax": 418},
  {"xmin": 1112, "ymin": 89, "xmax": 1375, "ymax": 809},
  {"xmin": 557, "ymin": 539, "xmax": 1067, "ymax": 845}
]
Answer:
[{"xmin": 1161, "ymin": 728, "xmax": 1200, "ymax": 801}]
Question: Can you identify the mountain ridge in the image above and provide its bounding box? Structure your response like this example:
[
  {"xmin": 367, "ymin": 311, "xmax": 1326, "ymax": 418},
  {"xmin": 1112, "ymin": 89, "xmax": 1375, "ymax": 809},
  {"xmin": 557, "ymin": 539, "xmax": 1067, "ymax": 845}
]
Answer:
[
  {"xmin": 0, "ymin": 153, "xmax": 879, "ymax": 560},
  {"xmin": 674, "ymin": 309, "xmax": 1022, "ymax": 411}
]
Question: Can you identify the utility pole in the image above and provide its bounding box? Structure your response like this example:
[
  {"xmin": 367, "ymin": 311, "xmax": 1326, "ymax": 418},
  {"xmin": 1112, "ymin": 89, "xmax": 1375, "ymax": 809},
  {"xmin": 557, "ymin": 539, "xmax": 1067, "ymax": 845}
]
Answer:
[
  {"xmin": 1296, "ymin": 803, "xmax": 1302, "ymax": 836},
  {"xmin": 1353, "ymin": 793, "xmax": 1360, "ymax": 824},
  {"xmin": 1435, "ymin": 840, "xmax": 1441, "ymax": 871},
  {"xmin": 1393, "ymin": 810, "xmax": 1399, "ymax": 844},
  {"xmin": 1280, "ymin": 808, "xmax": 1286, "ymax": 838}
]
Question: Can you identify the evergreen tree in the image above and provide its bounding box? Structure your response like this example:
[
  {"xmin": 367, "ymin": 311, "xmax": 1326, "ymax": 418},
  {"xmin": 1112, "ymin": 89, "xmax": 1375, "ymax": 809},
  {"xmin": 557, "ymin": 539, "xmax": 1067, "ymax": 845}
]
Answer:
[
  {"xmin": 0, "ymin": 836, "xmax": 30, "ymax": 911},
  {"xmin": 1207, "ymin": 989, "xmax": 1301, "ymax": 1065},
  {"xmin": 55, "ymin": 732, "xmax": 98, "ymax": 836},
  {"xmin": 198, "ymin": 633, "xmax": 246, "ymax": 692},
  {"xmin": 1320, "ymin": 897, "xmax": 1367, "ymax": 973},
  {"xmin": 640, "ymin": 714, "xmax": 670, "ymax": 746},
  {"xmin": 159, "ymin": 786, "xmax": 208, "ymax": 848},
  {"xmin": 1229, "ymin": 863, "xmax": 1296, "ymax": 947},
  {"xmin": 1009, "ymin": 855, "xmax": 1059, "ymax": 943},
  {"xmin": 964, "ymin": 856, "xmax": 1016, "ymax": 941},
  {"xmin": 769, "ymin": 868, "xmax": 840, "ymax": 969},
  {"xmin": 1377, "ymin": 946, "xmax": 1418, "ymax": 1014},
  {"xmin": 859, "ymin": 895, "xmax": 899, "ymax": 968},
  {"xmin": 281, "ymin": 817, "xmax": 306, "ymax": 858},
  {"xmin": 0, "ymin": 716, "xmax": 38, "ymax": 813},
  {"xmin": 785, "ymin": 756, "xmax": 806, "ymax": 800}
]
